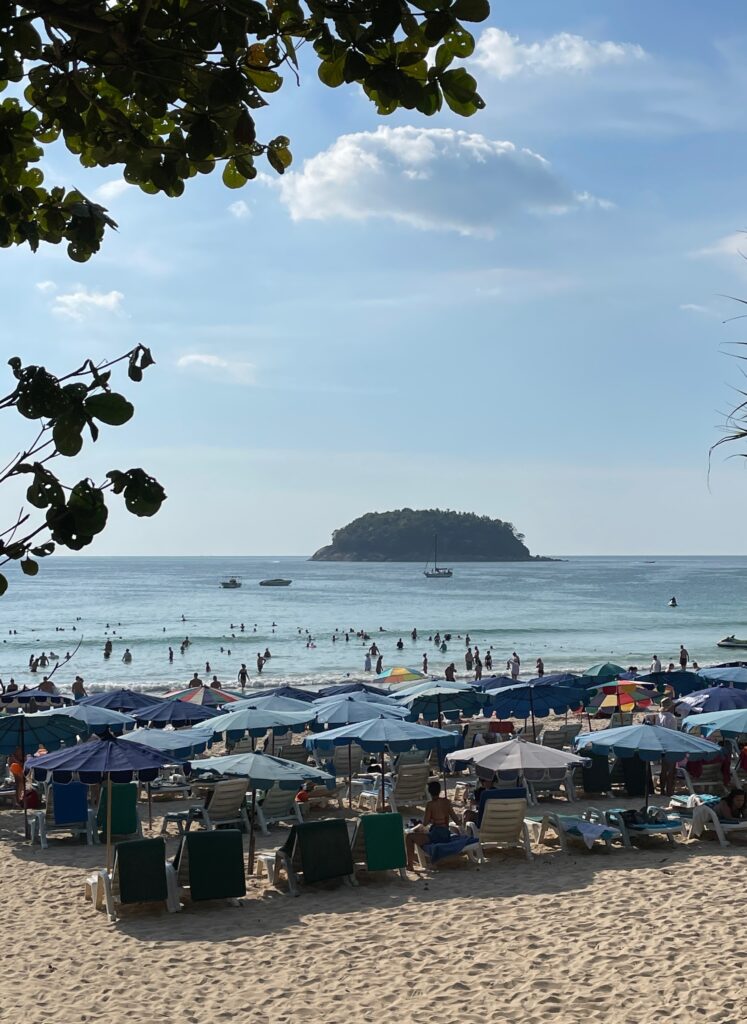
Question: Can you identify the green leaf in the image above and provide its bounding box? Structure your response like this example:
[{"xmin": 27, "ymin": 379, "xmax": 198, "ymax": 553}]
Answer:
[
  {"xmin": 318, "ymin": 55, "xmax": 346, "ymax": 88},
  {"xmin": 245, "ymin": 68, "xmax": 282, "ymax": 93},
  {"xmin": 435, "ymin": 44, "xmax": 454, "ymax": 70},
  {"xmin": 266, "ymin": 146, "xmax": 292, "ymax": 174},
  {"xmin": 222, "ymin": 159, "xmax": 248, "ymax": 189},
  {"xmin": 21, "ymin": 558, "xmax": 38, "ymax": 576},
  {"xmin": 451, "ymin": 0, "xmax": 490, "ymax": 21},
  {"xmin": 85, "ymin": 392, "xmax": 134, "ymax": 426},
  {"xmin": 0, "ymin": 573, "xmax": 6, "ymax": 597},
  {"xmin": 121, "ymin": 469, "xmax": 167, "ymax": 517},
  {"xmin": 53, "ymin": 415, "xmax": 84, "ymax": 457}
]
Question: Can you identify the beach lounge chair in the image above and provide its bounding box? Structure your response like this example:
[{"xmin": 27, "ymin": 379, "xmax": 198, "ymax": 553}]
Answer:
[
  {"xmin": 277, "ymin": 744, "xmax": 312, "ymax": 765},
  {"xmin": 524, "ymin": 809, "xmax": 621, "ymax": 853},
  {"xmin": 607, "ymin": 712, "xmax": 634, "ymax": 728},
  {"xmin": 538, "ymin": 728, "xmax": 568, "ymax": 751},
  {"xmin": 256, "ymin": 785, "xmax": 304, "ymax": 834},
  {"xmin": 560, "ymin": 723, "xmax": 582, "ymax": 745},
  {"xmin": 603, "ymin": 808, "xmax": 685, "ymax": 847},
  {"xmin": 256, "ymin": 819, "xmax": 356, "ymax": 896},
  {"xmin": 350, "ymin": 813, "xmax": 408, "ymax": 879},
  {"xmin": 172, "ymin": 829, "xmax": 246, "ymax": 904},
  {"xmin": 413, "ymin": 831, "xmax": 481, "ymax": 869},
  {"xmin": 524, "ymin": 767, "xmax": 576, "ymax": 803},
  {"xmin": 465, "ymin": 790, "xmax": 533, "ymax": 861},
  {"xmin": 30, "ymin": 782, "xmax": 96, "ymax": 848},
  {"xmin": 681, "ymin": 761, "xmax": 728, "ymax": 797},
  {"xmin": 189, "ymin": 778, "xmax": 250, "ymax": 831},
  {"xmin": 359, "ymin": 763, "xmax": 430, "ymax": 813},
  {"xmin": 96, "ymin": 783, "xmax": 142, "ymax": 840},
  {"xmin": 670, "ymin": 795, "xmax": 747, "ymax": 847},
  {"xmin": 84, "ymin": 837, "xmax": 180, "ymax": 922},
  {"xmin": 394, "ymin": 748, "xmax": 430, "ymax": 768}
]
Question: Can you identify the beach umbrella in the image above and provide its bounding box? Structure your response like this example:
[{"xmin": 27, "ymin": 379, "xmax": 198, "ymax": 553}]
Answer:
[
  {"xmin": 164, "ymin": 684, "xmax": 241, "ymax": 706},
  {"xmin": 241, "ymin": 685, "xmax": 318, "ymax": 703},
  {"xmin": 0, "ymin": 688, "xmax": 71, "ymax": 709},
  {"xmin": 682, "ymin": 708, "xmax": 747, "ymax": 739},
  {"xmin": 580, "ymin": 663, "xmax": 626, "ymax": 684},
  {"xmin": 676, "ymin": 687, "xmax": 747, "ymax": 715},
  {"xmin": 313, "ymin": 690, "xmax": 403, "ymax": 708},
  {"xmin": 485, "ymin": 682, "xmax": 585, "ymax": 740},
  {"xmin": 312, "ymin": 697, "xmax": 410, "ymax": 727},
  {"xmin": 231, "ymin": 694, "xmax": 316, "ymax": 714},
  {"xmin": 34, "ymin": 704, "xmax": 136, "ymax": 737},
  {"xmin": 396, "ymin": 683, "xmax": 486, "ymax": 724},
  {"xmin": 586, "ymin": 683, "xmax": 656, "ymax": 714},
  {"xmin": 80, "ymin": 689, "xmax": 165, "ymax": 713},
  {"xmin": 376, "ymin": 667, "xmax": 427, "ymax": 687},
  {"xmin": 305, "ymin": 717, "xmax": 458, "ymax": 811},
  {"xmin": 698, "ymin": 666, "xmax": 747, "ymax": 687},
  {"xmin": 446, "ymin": 737, "xmax": 587, "ymax": 774},
  {"xmin": 133, "ymin": 700, "xmax": 222, "ymax": 728},
  {"xmin": 317, "ymin": 681, "xmax": 389, "ymax": 698},
  {"xmin": 635, "ymin": 670, "xmax": 703, "ymax": 696},
  {"xmin": 394, "ymin": 678, "xmax": 475, "ymax": 699},
  {"xmin": 477, "ymin": 675, "xmax": 516, "ymax": 691},
  {"xmin": 202, "ymin": 708, "xmax": 312, "ymax": 745},
  {"xmin": 26, "ymin": 734, "xmax": 173, "ymax": 871},
  {"xmin": 532, "ymin": 673, "xmax": 581, "ymax": 687},
  {"xmin": 122, "ymin": 724, "xmax": 214, "ymax": 759},
  {"xmin": 574, "ymin": 724, "xmax": 722, "ymax": 808}
]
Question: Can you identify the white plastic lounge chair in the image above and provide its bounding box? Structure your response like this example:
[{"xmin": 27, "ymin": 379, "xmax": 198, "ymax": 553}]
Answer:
[
  {"xmin": 189, "ymin": 778, "xmax": 250, "ymax": 832},
  {"xmin": 525, "ymin": 809, "xmax": 621, "ymax": 853},
  {"xmin": 256, "ymin": 785, "xmax": 304, "ymax": 834},
  {"xmin": 524, "ymin": 767, "xmax": 576, "ymax": 803},
  {"xmin": 538, "ymin": 728, "xmax": 568, "ymax": 751},
  {"xmin": 29, "ymin": 782, "xmax": 96, "ymax": 849},
  {"xmin": 359, "ymin": 764, "xmax": 430, "ymax": 813},
  {"xmin": 604, "ymin": 808, "xmax": 685, "ymax": 847},
  {"xmin": 465, "ymin": 796, "xmax": 533, "ymax": 861},
  {"xmin": 679, "ymin": 796, "xmax": 747, "ymax": 847},
  {"xmin": 681, "ymin": 762, "xmax": 728, "ymax": 797}
]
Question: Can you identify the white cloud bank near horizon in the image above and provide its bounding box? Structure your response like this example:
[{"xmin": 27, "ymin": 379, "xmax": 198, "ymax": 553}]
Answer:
[
  {"xmin": 276, "ymin": 126, "xmax": 608, "ymax": 237},
  {"xmin": 473, "ymin": 28, "xmax": 646, "ymax": 79}
]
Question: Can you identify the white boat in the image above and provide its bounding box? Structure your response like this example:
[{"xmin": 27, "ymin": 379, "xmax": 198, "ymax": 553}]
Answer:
[
  {"xmin": 717, "ymin": 636, "xmax": 747, "ymax": 649},
  {"xmin": 424, "ymin": 535, "xmax": 452, "ymax": 578},
  {"xmin": 259, "ymin": 578, "xmax": 292, "ymax": 587},
  {"xmin": 220, "ymin": 577, "xmax": 242, "ymax": 589}
]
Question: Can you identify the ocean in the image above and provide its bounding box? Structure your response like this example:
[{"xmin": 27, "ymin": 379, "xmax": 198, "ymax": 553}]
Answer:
[{"xmin": 0, "ymin": 555, "xmax": 745, "ymax": 695}]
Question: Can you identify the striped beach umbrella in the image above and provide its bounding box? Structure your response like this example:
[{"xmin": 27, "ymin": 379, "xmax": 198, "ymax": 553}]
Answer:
[
  {"xmin": 376, "ymin": 667, "xmax": 427, "ymax": 686},
  {"xmin": 163, "ymin": 685, "xmax": 241, "ymax": 706}
]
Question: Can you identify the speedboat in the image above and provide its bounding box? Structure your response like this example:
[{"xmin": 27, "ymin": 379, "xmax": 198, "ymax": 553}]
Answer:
[
  {"xmin": 259, "ymin": 578, "xmax": 292, "ymax": 587},
  {"xmin": 220, "ymin": 577, "xmax": 242, "ymax": 589},
  {"xmin": 717, "ymin": 636, "xmax": 747, "ymax": 649}
]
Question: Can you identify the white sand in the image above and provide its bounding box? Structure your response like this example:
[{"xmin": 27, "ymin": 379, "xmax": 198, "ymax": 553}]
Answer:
[{"xmin": 2, "ymin": 792, "xmax": 744, "ymax": 1024}]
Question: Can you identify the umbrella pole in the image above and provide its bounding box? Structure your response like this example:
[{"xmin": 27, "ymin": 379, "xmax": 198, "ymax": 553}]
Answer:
[
  {"xmin": 380, "ymin": 752, "xmax": 386, "ymax": 812},
  {"xmin": 105, "ymin": 775, "xmax": 113, "ymax": 874},
  {"xmin": 21, "ymin": 714, "xmax": 28, "ymax": 840},
  {"xmin": 644, "ymin": 760, "xmax": 650, "ymax": 811},
  {"xmin": 248, "ymin": 787, "xmax": 257, "ymax": 875},
  {"xmin": 147, "ymin": 781, "xmax": 153, "ymax": 833},
  {"xmin": 530, "ymin": 690, "xmax": 537, "ymax": 742},
  {"xmin": 348, "ymin": 742, "xmax": 353, "ymax": 810}
]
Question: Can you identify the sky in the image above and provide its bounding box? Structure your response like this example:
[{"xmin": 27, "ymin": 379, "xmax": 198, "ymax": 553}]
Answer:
[{"xmin": 2, "ymin": 1, "xmax": 747, "ymax": 557}]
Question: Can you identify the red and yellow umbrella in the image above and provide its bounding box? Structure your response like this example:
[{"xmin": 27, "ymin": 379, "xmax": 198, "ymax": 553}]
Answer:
[
  {"xmin": 162, "ymin": 684, "xmax": 241, "ymax": 706},
  {"xmin": 376, "ymin": 667, "xmax": 427, "ymax": 687}
]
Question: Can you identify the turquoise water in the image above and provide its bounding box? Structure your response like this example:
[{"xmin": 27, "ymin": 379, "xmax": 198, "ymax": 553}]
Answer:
[{"xmin": 0, "ymin": 555, "xmax": 745, "ymax": 694}]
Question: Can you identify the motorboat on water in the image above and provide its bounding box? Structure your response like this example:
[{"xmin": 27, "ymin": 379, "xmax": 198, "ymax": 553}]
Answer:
[
  {"xmin": 717, "ymin": 636, "xmax": 747, "ymax": 649},
  {"xmin": 220, "ymin": 577, "xmax": 242, "ymax": 589},
  {"xmin": 424, "ymin": 534, "xmax": 452, "ymax": 579},
  {"xmin": 259, "ymin": 578, "xmax": 292, "ymax": 587}
]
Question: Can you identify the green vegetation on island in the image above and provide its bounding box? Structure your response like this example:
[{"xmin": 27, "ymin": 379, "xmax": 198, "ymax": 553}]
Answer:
[{"xmin": 310, "ymin": 509, "xmax": 542, "ymax": 562}]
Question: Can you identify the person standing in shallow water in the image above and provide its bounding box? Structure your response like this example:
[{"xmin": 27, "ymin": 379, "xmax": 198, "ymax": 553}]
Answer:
[
  {"xmin": 238, "ymin": 664, "xmax": 249, "ymax": 691},
  {"xmin": 445, "ymin": 663, "xmax": 456, "ymax": 682},
  {"xmin": 375, "ymin": 654, "xmax": 383, "ymax": 675},
  {"xmin": 256, "ymin": 652, "xmax": 265, "ymax": 675},
  {"xmin": 364, "ymin": 652, "xmax": 372, "ymax": 673},
  {"xmin": 422, "ymin": 653, "xmax": 428, "ymax": 674}
]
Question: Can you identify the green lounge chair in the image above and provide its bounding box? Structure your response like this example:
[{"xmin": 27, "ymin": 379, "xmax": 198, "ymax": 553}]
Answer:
[
  {"xmin": 172, "ymin": 830, "xmax": 246, "ymax": 904},
  {"xmin": 96, "ymin": 782, "xmax": 142, "ymax": 840},
  {"xmin": 84, "ymin": 838, "xmax": 180, "ymax": 922},
  {"xmin": 257, "ymin": 819, "xmax": 355, "ymax": 896},
  {"xmin": 350, "ymin": 813, "xmax": 408, "ymax": 879}
]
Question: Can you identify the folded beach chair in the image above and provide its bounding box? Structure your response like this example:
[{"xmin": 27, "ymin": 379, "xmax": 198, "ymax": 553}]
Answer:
[
  {"xmin": 604, "ymin": 808, "xmax": 685, "ymax": 847},
  {"xmin": 96, "ymin": 783, "xmax": 142, "ymax": 840},
  {"xmin": 84, "ymin": 837, "xmax": 180, "ymax": 922},
  {"xmin": 524, "ymin": 767, "xmax": 576, "ymax": 803},
  {"xmin": 256, "ymin": 784, "xmax": 304, "ymax": 834},
  {"xmin": 465, "ymin": 790, "xmax": 532, "ymax": 861},
  {"xmin": 188, "ymin": 778, "xmax": 250, "ymax": 832},
  {"xmin": 671, "ymin": 794, "xmax": 747, "ymax": 847},
  {"xmin": 256, "ymin": 819, "xmax": 356, "ymax": 896},
  {"xmin": 524, "ymin": 809, "xmax": 621, "ymax": 853},
  {"xmin": 172, "ymin": 829, "xmax": 246, "ymax": 904},
  {"xmin": 350, "ymin": 813, "xmax": 408, "ymax": 879},
  {"xmin": 30, "ymin": 782, "xmax": 96, "ymax": 848}
]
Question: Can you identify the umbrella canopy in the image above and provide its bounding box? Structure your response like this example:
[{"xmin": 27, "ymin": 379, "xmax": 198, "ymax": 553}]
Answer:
[
  {"xmin": 188, "ymin": 751, "xmax": 333, "ymax": 790},
  {"xmin": 317, "ymin": 681, "xmax": 389, "ymax": 698},
  {"xmin": 698, "ymin": 666, "xmax": 747, "ymax": 687},
  {"xmin": 676, "ymin": 687, "xmax": 747, "ymax": 715},
  {"xmin": 477, "ymin": 675, "xmax": 516, "ymax": 691},
  {"xmin": 530, "ymin": 672, "xmax": 580, "ymax": 687},
  {"xmin": 80, "ymin": 688, "xmax": 164, "ymax": 712},
  {"xmin": 313, "ymin": 690, "xmax": 403, "ymax": 708},
  {"xmin": 682, "ymin": 708, "xmax": 747, "ymax": 739},
  {"xmin": 312, "ymin": 697, "xmax": 410, "ymax": 727},
  {"xmin": 636, "ymin": 670, "xmax": 703, "ymax": 696},
  {"xmin": 26, "ymin": 734, "xmax": 173, "ymax": 783},
  {"xmin": 485, "ymin": 682, "xmax": 585, "ymax": 720},
  {"xmin": 574, "ymin": 724, "xmax": 721, "ymax": 761},
  {"xmin": 0, "ymin": 711, "xmax": 82, "ymax": 755},
  {"xmin": 231, "ymin": 694, "xmax": 316, "ymax": 714},
  {"xmin": 203, "ymin": 707, "xmax": 312, "ymax": 742},
  {"xmin": 587, "ymin": 684, "xmax": 655, "ymax": 713},
  {"xmin": 242, "ymin": 685, "xmax": 318, "ymax": 703},
  {"xmin": 376, "ymin": 667, "xmax": 427, "ymax": 686},
  {"xmin": 133, "ymin": 700, "xmax": 222, "ymax": 728},
  {"xmin": 396, "ymin": 683, "xmax": 486, "ymax": 721},
  {"xmin": 446, "ymin": 737, "xmax": 586, "ymax": 773},
  {"xmin": 121, "ymin": 724, "xmax": 214, "ymax": 759},
  {"xmin": 33, "ymin": 704, "xmax": 136, "ymax": 737},
  {"xmin": 580, "ymin": 662, "xmax": 626, "ymax": 683},
  {"xmin": 0, "ymin": 687, "xmax": 71, "ymax": 708},
  {"xmin": 164, "ymin": 684, "xmax": 241, "ymax": 705},
  {"xmin": 394, "ymin": 679, "xmax": 475, "ymax": 699},
  {"xmin": 304, "ymin": 717, "xmax": 458, "ymax": 754}
]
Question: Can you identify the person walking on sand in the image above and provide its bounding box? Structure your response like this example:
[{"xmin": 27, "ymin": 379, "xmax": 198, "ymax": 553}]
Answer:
[
  {"xmin": 679, "ymin": 645, "xmax": 689, "ymax": 670},
  {"xmin": 238, "ymin": 664, "xmax": 249, "ymax": 691}
]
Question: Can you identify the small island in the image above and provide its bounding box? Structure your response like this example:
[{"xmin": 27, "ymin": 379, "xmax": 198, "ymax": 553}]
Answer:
[{"xmin": 310, "ymin": 508, "xmax": 549, "ymax": 562}]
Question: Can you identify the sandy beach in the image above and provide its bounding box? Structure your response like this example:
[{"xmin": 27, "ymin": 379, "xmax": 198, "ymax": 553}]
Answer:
[{"xmin": 2, "ymin": 788, "xmax": 743, "ymax": 1024}]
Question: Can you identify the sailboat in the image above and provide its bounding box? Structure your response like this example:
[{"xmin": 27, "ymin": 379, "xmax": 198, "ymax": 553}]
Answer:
[{"xmin": 424, "ymin": 534, "xmax": 453, "ymax": 578}]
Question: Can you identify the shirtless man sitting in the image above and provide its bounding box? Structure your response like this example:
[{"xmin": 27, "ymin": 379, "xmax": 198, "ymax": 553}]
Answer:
[{"xmin": 405, "ymin": 780, "xmax": 460, "ymax": 870}]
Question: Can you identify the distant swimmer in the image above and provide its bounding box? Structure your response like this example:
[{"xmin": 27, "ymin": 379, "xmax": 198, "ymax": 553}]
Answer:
[
  {"xmin": 411, "ymin": 629, "xmax": 417, "ymax": 642},
  {"xmin": 465, "ymin": 648, "xmax": 473, "ymax": 672},
  {"xmin": 440, "ymin": 641, "xmax": 447, "ymax": 654},
  {"xmin": 122, "ymin": 648, "xmax": 132, "ymax": 663},
  {"xmin": 535, "ymin": 658, "xmax": 545, "ymax": 678},
  {"xmin": 375, "ymin": 654, "xmax": 383, "ymax": 674},
  {"xmin": 508, "ymin": 652, "xmax": 520, "ymax": 680},
  {"xmin": 256, "ymin": 653, "xmax": 265, "ymax": 675},
  {"xmin": 445, "ymin": 662, "xmax": 456, "ymax": 682},
  {"xmin": 205, "ymin": 662, "xmax": 211, "ymax": 674},
  {"xmin": 669, "ymin": 597, "xmax": 678, "ymax": 608},
  {"xmin": 263, "ymin": 648, "xmax": 272, "ymax": 660},
  {"xmin": 210, "ymin": 675, "xmax": 222, "ymax": 689},
  {"xmin": 168, "ymin": 647, "xmax": 174, "ymax": 663},
  {"xmin": 396, "ymin": 638, "xmax": 404, "ymax": 651},
  {"xmin": 484, "ymin": 651, "xmax": 492, "ymax": 671}
]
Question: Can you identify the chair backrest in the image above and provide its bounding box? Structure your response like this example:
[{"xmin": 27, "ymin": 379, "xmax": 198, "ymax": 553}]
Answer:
[
  {"xmin": 476, "ymin": 787, "xmax": 527, "ymax": 828},
  {"xmin": 478, "ymin": 797, "xmax": 528, "ymax": 843},
  {"xmin": 260, "ymin": 785, "xmax": 296, "ymax": 816},
  {"xmin": 358, "ymin": 812, "xmax": 407, "ymax": 871},
  {"xmin": 97, "ymin": 783, "xmax": 139, "ymax": 836},
  {"xmin": 463, "ymin": 721, "xmax": 491, "ymax": 747},
  {"xmin": 608, "ymin": 712, "xmax": 633, "ymax": 728},
  {"xmin": 205, "ymin": 779, "xmax": 248, "ymax": 822},
  {"xmin": 688, "ymin": 762, "xmax": 726, "ymax": 787},
  {"xmin": 49, "ymin": 781, "xmax": 89, "ymax": 826},
  {"xmin": 113, "ymin": 838, "xmax": 167, "ymax": 904},
  {"xmin": 331, "ymin": 743, "xmax": 364, "ymax": 774},
  {"xmin": 395, "ymin": 747, "xmax": 429, "ymax": 767},
  {"xmin": 524, "ymin": 767, "xmax": 568, "ymax": 784},
  {"xmin": 561, "ymin": 723, "xmax": 582, "ymax": 742},
  {"xmin": 278, "ymin": 744, "xmax": 312, "ymax": 765},
  {"xmin": 539, "ymin": 729, "xmax": 567, "ymax": 750},
  {"xmin": 392, "ymin": 764, "xmax": 430, "ymax": 804},
  {"xmin": 176, "ymin": 829, "xmax": 246, "ymax": 900},
  {"xmin": 493, "ymin": 770, "xmax": 522, "ymax": 788}
]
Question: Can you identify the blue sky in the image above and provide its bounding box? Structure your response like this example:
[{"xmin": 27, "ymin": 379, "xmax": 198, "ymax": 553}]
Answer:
[{"xmin": 2, "ymin": 1, "xmax": 747, "ymax": 556}]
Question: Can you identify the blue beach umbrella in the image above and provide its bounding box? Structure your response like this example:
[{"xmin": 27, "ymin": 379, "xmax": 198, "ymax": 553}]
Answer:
[
  {"xmin": 313, "ymin": 690, "xmax": 403, "ymax": 708},
  {"xmin": 530, "ymin": 673, "xmax": 581, "ymax": 688},
  {"xmin": 188, "ymin": 751, "xmax": 333, "ymax": 790},
  {"xmin": 203, "ymin": 708, "xmax": 313, "ymax": 744},
  {"xmin": 230, "ymin": 694, "xmax": 316, "ymax": 714},
  {"xmin": 317, "ymin": 681, "xmax": 389, "ymax": 698},
  {"xmin": 133, "ymin": 700, "xmax": 222, "ymax": 728},
  {"xmin": 0, "ymin": 687, "xmax": 71, "ymax": 708},
  {"xmin": 636, "ymin": 670, "xmax": 703, "ymax": 696},
  {"xmin": 312, "ymin": 697, "xmax": 410, "ymax": 727},
  {"xmin": 0, "ymin": 711, "xmax": 82, "ymax": 755},
  {"xmin": 80, "ymin": 689, "xmax": 165, "ymax": 712},
  {"xmin": 34, "ymin": 704, "xmax": 136, "ymax": 737},
  {"xmin": 682, "ymin": 708, "xmax": 747, "ymax": 739},
  {"xmin": 396, "ymin": 683, "xmax": 486, "ymax": 723},
  {"xmin": 121, "ymin": 724, "xmax": 215, "ymax": 760},
  {"xmin": 242, "ymin": 685, "xmax": 318, "ymax": 703},
  {"xmin": 477, "ymin": 675, "xmax": 516, "ymax": 691},
  {"xmin": 485, "ymin": 682, "xmax": 586, "ymax": 739},
  {"xmin": 676, "ymin": 687, "xmax": 747, "ymax": 715},
  {"xmin": 698, "ymin": 666, "xmax": 747, "ymax": 687}
]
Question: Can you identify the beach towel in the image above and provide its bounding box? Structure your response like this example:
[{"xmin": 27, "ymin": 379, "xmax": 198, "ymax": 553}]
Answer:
[
  {"xmin": 360, "ymin": 813, "xmax": 406, "ymax": 872},
  {"xmin": 115, "ymin": 838, "xmax": 168, "ymax": 904},
  {"xmin": 179, "ymin": 830, "xmax": 246, "ymax": 901},
  {"xmin": 562, "ymin": 819, "xmax": 616, "ymax": 849},
  {"xmin": 51, "ymin": 781, "xmax": 88, "ymax": 826},
  {"xmin": 282, "ymin": 820, "xmax": 354, "ymax": 884},
  {"xmin": 422, "ymin": 834, "xmax": 478, "ymax": 864}
]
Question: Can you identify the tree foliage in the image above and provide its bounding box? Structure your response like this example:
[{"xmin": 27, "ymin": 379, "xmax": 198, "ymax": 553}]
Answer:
[
  {"xmin": 0, "ymin": 0, "xmax": 489, "ymax": 261},
  {"xmin": 311, "ymin": 508, "xmax": 532, "ymax": 561},
  {"xmin": 0, "ymin": 348, "xmax": 166, "ymax": 596}
]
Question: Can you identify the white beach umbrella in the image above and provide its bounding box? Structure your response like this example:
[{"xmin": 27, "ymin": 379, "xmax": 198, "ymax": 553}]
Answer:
[{"xmin": 446, "ymin": 737, "xmax": 587, "ymax": 773}]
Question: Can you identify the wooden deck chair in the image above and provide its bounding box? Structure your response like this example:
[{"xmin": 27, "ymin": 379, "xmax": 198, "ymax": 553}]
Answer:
[
  {"xmin": 84, "ymin": 837, "xmax": 180, "ymax": 922},
  {"xmin": 172, "ymin": 829, "xmax": 246, "ymax": 903},
  {"xmin": 256, "ymin": 785, "xmax": 303, "ymax": 834},
  {"xmin": 30, "ymin": 782, "xmax": 96, "ymax": 848},
  {"xmin": 350, "ymin": 813, "xmax": 408, "ymax": 880},
  {"xmin": 465, "ymin": 796, "xmax": 532, "ymax": 861},
  {"xmin": 190, "ymin": 778, "xmax": 250, "ymax": 831}
]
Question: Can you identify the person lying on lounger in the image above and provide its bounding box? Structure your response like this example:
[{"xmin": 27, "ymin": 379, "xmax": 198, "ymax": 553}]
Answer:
[
  {"xmin": 405, "ymin": 780, "xmax": 460, "ymax": 870},
  {"xmin": 713, "ymin": 789, "xmax": 746, "ymax": 822}
]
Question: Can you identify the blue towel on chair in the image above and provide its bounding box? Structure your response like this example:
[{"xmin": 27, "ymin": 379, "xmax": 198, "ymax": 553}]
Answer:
[{"xmin": 423, "ymin": 835, "xmax": 478, "ymax": 863}]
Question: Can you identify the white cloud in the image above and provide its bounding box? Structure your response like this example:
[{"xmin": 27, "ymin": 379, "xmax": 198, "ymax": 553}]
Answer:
[
  {"xmin": 473, "ymin": 28, "xmax": 646, "ymax": 80},
  {"xmin": 276, "ymin": 126, "xmax": 606, "ymax": 237},
  {"xmin": 35, "ymin": 280, "xmax": 57, "ymax": 293},
  {"xmin": 94, "ymin": 179, "xmax": 133, "ymax": 202},
  {"xmin": 51, "ymin": 287, "xmax": 125, "ymax": 321},
  {"xmin": 228, "ymin": 200, "xmax": 251, "ymax": 219},
  {"xmin": 679, "ymin": 303, "xmax": 709, "ymax": 314},
  {"xmin": 176, "ymin": 353, "xmax": 256, "ymax": 386},
  {"xmin": 693, "ymin": 232, "xmax": 747, "ymax": 259}
]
